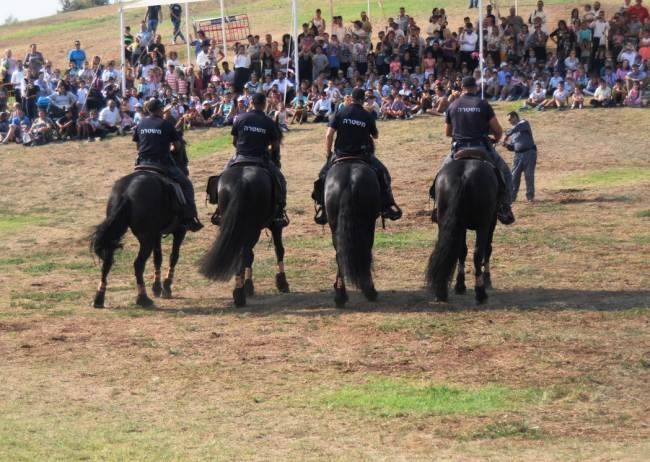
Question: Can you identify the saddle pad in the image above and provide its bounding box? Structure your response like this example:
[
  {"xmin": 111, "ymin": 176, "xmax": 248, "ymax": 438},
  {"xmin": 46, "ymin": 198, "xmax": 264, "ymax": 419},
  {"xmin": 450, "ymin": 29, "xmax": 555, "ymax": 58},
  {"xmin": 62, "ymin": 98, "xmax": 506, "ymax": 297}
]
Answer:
[{"xmin": 455, "ymin": 148, "xmax": 489, "ymax": 162}]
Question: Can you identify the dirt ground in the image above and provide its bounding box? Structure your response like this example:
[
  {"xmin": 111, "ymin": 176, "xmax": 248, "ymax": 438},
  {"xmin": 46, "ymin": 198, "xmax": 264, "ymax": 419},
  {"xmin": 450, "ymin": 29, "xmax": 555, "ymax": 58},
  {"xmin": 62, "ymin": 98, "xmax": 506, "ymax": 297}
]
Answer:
[{"xmin": 1, "ymin": 105, "xmax": 649, "ymax": 460}]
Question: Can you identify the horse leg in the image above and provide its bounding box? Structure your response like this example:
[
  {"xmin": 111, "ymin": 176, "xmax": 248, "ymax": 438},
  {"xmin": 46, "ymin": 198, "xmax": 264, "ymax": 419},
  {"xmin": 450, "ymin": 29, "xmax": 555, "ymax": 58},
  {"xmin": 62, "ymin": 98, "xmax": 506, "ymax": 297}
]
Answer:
[
  {"xmin": 483, "ymin": 220, "xmax": 496, "ymax": 290},
  {"xmin": 93, "ymin": 250, "xmax": 115, "ymax": 308},
  {"xmin": 134, "ymin": 235, "xmax": 155, "ymax": 308},
  {"xmin": 473, "ymin": 228, "xmax": 489, "ymax": 305},
  {"xmin": 243, "ymin": 249, "xmax": 255, "ymax": 297},
  {"xmin": 334, "ymin": 254, "xmax": 349, "ymax": 308},
  {"xmin": 162, "ymin": 229, "xmax": 185, "ymax": 299},
  {"xmin": 455, "ymin": 229, "xmax": 468, "ymax": 295},
  {"xmin": 233, "ymin": 257, "xmax": 246, "ymax": 307},
  {"xmin": 151, "ymin": 236, "xmax": 163, "ymax": 298},
  {"xmin": 271, "ymin": 225, "xmax": 290, "ymax": 293}
]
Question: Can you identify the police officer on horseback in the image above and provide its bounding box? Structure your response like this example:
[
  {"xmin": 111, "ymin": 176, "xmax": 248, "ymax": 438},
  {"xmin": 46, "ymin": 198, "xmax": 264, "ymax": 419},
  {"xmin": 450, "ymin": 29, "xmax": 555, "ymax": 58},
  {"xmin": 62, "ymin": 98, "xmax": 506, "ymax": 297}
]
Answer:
[
  {"xmin": 212, "ymin": 92, "xmax": 289, "ymax": 227},
  {"xmin": 133, "ymin": 98, "xmax": 204, "ymax": 232},
  {"xmin": 434, "ymin": 76, "xmax": 515, "ymax": 225},
  {"xmin": 312, "ymin": 88, "xmax": 402, "ymax": 225}
]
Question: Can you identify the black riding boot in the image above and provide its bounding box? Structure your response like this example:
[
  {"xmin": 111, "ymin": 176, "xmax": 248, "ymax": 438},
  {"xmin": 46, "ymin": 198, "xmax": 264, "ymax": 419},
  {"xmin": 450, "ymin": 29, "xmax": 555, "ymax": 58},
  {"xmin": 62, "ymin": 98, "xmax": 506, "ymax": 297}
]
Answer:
[
  {"xmin": 312, "ymin": 177, "xmax": 328, "ymax": 225},
  {"xmin": 381, "ymin": 187, "xmax": 402, "ymax": 221},
  {"xmin": 274, "ymin": 203, "xmax": 290, "ymax": 227}
]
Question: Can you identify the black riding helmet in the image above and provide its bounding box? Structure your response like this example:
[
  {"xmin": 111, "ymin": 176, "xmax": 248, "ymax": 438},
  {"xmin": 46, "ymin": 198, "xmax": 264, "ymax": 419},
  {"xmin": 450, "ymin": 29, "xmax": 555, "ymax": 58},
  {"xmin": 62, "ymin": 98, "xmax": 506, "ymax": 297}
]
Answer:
[
  {"xmin": 251, "ymin": 92, "xmax": 266, "ymax": 108},
  {"xmin": 352, "ymin": 88, "xmax": 365, "ymax": 103}
]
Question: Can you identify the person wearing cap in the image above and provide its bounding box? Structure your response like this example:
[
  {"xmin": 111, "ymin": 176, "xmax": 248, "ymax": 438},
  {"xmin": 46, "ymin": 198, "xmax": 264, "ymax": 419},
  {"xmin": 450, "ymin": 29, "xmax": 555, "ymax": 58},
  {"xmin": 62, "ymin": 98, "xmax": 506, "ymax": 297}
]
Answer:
[
  {"xmin": 133, "ymin": 98, "xmax": 203, "ymax": 232},
  {"xmin": 503, "ymin": 111, "xmax": 537, "ymax": 203},
  {"xmin": 212, "ymin": 92, "xmax": 288, "ymax": 227},
  {"xmin": 435, "ymin": 76, "xmax": 515, "ymax": 225},
  {"xmin": 311, "ymin": 88, "xmax": 402, "ymax": 225}
]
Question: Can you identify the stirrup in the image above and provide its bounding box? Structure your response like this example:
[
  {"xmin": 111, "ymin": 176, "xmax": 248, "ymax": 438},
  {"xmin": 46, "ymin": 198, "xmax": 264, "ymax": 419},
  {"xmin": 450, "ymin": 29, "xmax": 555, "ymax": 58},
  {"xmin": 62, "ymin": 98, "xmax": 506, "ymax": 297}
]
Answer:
[
  {"xmin": 185, "ymin": 217, "xmax": 204, "ymax": 232},
  {"xmin": 314, "ymin": 205, "xmax": 328, "ymax": 225},
  {"xmin": 382, "ymin": 204, "xmax": 402, "ymax": 221},
  {"xmin": 210, "ymin": 208, "xmax": 221, "ymax": 226},
  {"xmin": 273, "ymin": 210, "xmax": 290, "ymax": 228}
]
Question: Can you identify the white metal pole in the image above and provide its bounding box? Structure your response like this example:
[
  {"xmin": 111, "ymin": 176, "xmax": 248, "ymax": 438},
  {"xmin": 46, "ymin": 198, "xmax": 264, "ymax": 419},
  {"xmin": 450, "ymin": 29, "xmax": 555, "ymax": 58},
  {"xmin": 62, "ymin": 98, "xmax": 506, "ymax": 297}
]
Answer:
[
  {"xmin": 119, "ymin": 3, "xmax": 126, "ymax": 96},
  {"xmin": 185, "ymin": 2, "xmax": 191, "ymax": 68},
  {"xmin": 479, "ymin": 0, "xmax": 484, "ymax": 99},
  {"xmin": 368, "ymin": 0, "xmax": 371, "ymax": 18},
  {"xmin": 220, "ymin": 0, "xmax": 228, "ymax": 59},
  {"xmin": 293, "ymin": 0, "xmax": 299, "ymax": 90},
  {"xmin": 515, "ymin": 0, "xmax": 519, "ymax": 16}
]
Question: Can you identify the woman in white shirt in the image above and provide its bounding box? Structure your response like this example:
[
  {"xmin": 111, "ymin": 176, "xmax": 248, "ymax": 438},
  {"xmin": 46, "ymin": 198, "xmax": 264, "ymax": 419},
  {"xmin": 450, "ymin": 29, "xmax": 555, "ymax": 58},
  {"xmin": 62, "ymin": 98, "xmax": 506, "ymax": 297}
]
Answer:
[{"xmin": 233, "ymin": 44, "xmax": 251, "ymax": 94}]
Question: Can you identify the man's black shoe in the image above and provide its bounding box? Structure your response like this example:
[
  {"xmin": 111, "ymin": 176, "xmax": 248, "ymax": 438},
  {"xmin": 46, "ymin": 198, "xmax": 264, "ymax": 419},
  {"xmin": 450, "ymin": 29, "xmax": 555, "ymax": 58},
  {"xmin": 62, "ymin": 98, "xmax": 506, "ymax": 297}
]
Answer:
[
  {"xmin": 314, "ymin": 206, "xmax": 328, "ymax": 225},
  {"xmin": 274, "ymin": 211, "xmax": 290, "ymax": 228},
  {"xmin": 497, "ymin": 204, "xmax": 515, "ymax": 225},
  {"xmin": 185, "ymin": 217, "xmax": 204, "ymax": 232},
  {"xmin": 382, "ymin": 204, "xmax": 402, "ymax": 221}
]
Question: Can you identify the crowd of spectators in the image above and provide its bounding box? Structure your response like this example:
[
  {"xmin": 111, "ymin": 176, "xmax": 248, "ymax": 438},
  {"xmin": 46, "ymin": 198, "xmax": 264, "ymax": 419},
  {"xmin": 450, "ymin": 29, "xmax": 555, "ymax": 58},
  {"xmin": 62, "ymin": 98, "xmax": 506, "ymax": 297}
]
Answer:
[{"xmin": 1, "ymin": 1, "xmax": 649, "ymax": 146}]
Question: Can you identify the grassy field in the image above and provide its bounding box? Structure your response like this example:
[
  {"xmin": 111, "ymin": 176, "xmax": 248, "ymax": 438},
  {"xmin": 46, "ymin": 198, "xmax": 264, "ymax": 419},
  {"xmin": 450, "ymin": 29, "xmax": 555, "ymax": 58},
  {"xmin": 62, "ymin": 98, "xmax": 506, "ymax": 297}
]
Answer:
[{"xmin": 1, "ymin": 102, "xmax": 649, "ymax": 460}]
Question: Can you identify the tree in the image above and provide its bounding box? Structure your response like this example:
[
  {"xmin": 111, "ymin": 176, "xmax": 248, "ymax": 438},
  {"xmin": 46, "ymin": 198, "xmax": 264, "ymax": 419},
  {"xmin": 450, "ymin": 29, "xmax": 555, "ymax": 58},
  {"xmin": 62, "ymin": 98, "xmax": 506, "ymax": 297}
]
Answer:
[
  {"xmin": 59, "ymin": 0, "xmax": 110, "ymax": 12},
  {"xmin": 3, "ymin": 14, "xmax": 19, "ymax": 25}
]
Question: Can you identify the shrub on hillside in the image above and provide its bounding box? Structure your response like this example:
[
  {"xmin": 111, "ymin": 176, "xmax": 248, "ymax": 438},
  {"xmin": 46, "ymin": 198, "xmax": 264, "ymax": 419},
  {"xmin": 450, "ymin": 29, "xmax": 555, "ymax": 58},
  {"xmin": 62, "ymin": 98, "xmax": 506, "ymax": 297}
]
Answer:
[{"xmin": 59, "ymin": 0, "xmax": 109, "ymax": 12}]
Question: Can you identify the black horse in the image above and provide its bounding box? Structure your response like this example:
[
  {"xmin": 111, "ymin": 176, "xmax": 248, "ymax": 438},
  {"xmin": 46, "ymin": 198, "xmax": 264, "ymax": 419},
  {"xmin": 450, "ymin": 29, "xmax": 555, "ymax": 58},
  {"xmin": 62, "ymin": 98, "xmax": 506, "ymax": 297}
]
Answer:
[
  {"xmin": 199, "ymin": 164, "xmax": 289, "ymax": 307},
  {"xmin": 426, "ymin": 158, "xmax": 499, "ymax": 304},
  {"xmin": 325, "ymin": 160, "xmax": 381, "ymax": 307},
  {"xmin": 90, "ymin": 148, "xmax": 189, "ymax": 309}
]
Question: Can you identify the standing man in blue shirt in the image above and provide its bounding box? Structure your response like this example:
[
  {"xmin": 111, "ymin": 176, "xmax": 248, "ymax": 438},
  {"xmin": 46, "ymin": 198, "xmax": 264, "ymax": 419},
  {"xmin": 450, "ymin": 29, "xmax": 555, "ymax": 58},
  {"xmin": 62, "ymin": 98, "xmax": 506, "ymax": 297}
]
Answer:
[{"xmin": 68, "ymin": 41, "xmax": 86, "ymax": 70}]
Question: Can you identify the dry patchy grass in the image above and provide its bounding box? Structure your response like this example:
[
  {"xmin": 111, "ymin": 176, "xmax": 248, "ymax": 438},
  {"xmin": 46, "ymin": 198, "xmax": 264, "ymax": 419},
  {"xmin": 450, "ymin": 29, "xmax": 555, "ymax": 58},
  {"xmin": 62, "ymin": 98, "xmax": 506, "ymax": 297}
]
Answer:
[{"xmin": 0, "ymin": 102, "xmax": 649, "ymax": 460}]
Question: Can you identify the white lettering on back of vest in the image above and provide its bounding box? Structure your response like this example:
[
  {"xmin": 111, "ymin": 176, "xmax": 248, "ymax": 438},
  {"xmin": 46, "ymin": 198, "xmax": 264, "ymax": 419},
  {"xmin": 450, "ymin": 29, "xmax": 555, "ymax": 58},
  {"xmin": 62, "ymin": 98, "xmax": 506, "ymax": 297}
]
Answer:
[
  {"xmin": 140, "ymin": 128, "xmax": 163, "ymax": 134},
  {"xmin": 342, "ymin": 118, "xmax": 366, "ymax": 127},
  {"xmin": 243, "ymin": 125, "xmax": 267, "ymax": 133}
]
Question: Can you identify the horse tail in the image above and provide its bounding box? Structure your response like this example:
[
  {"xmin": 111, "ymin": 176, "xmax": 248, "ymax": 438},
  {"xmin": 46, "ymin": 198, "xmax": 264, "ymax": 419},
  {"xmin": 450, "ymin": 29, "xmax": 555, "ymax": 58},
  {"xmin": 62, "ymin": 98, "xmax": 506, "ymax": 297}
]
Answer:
[
  {"xmin": 90, "ymin": 196, "xmax": 131, "ymax": 262},
  {"xmin": 426, "ymin": 179, "xmax": 464, "ymax": 297},
  {"xmin": 336, "ymin": 186, "xmax": 374, "ymax": 291},
  {"xmin": 199, "ymin": 181, "xmax": 256, "ymax": 281}
]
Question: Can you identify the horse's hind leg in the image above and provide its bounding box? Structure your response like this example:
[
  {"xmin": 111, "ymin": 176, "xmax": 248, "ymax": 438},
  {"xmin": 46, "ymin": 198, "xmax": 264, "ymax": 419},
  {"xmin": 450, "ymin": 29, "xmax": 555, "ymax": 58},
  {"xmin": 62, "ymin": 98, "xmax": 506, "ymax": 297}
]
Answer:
[
  {"xmin": 482, "ymin": 220, "xmax": 496, "ymax": 289},
  {"xmin": 152, "ymin": 236, "xmax": 163, "ymax": 298},
  {"xmin": 243, "ymin": 248, "xmax": 255, "ymax": 297},
  {"xmin": 233, "ymin": 261, "xmax": 246, "ymax": 307},
  {"xmin": 134, "ymin": 235, "xmax": 155, "ymax": 308},
  {"xmin": 162, "ymin": 229, "xmax": 186, "ymax": 299},
  {"xmin": 473, "ymin": 228, "xmax": 489, "ymax": 304},
  {"xmin": 93, "ymin": 251, "xmax": 115, "ymax": 308},
  {"xmin": 455, "ymin": 229, "xmax": 468, "ymax": 295},
  {"xmin": 271, "ymin": 225, "xmax": 290, "ymax": 293},
  {"xmin": 334, "ymin": 255, "xmax": 349, "ymax": 308}
]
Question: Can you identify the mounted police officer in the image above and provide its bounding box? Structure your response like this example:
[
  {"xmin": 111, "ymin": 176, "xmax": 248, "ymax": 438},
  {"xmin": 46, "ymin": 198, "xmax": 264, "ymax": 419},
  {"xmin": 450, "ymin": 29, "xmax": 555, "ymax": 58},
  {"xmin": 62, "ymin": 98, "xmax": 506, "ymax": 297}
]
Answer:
[
  {"xmin": 434, "ymin": 76, "xmax": 515, "ymax": 225},
  {"xmin": 312, "ymin": 88, "xmax": 402, "ymax": 225},
  {"xmin": 133, "ymin": 98, "xmax": 203, "ymax": 232},
  {"xmin": 212, "ymin": 92, "xmax": 288, "ymax": 227}
]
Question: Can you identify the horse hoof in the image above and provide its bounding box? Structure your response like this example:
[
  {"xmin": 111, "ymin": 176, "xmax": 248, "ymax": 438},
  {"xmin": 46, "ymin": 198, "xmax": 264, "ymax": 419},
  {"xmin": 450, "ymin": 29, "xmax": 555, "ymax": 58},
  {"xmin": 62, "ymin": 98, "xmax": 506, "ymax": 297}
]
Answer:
[
  {"xmin": 93, "ymin": 290, "xmax": 105, "ymax": 309},
  {"xmin": 475, "ymin": 285, "xmax": 488, "ymax": 304},
  {"xmin": 136, "ymin": 294, "xmax": 155, "ymax": 308},
  {"xmin": 244, "ymin": 279, "xmax": 255, "ymax": 297},
  {"xmin": 276, "ymin": 272, "xmax": 290, "ymax": 293},
  {"xmin": 363, "ymin": 286, "xmax": 378, "ymax": 302},
  {"xmin": 334, "ymin": 288, "xmax": 349, "ymax": 308},
  {"xmin": 161, "ymin": 278, "xmax": 173, "ymax": 299},
  {"xmin": 483, "ymin": 272, "xmax": 492, "ymax": 289},
  {"xmin": 434, "ymin": 287, "xmax": 448, "ymax": 302},
  {"xmin": 454, "ymin": 283, "xmax": 466, "ymax": 294},
  {"xmin": 152, "ymin": 281, "xmax": 162, "ymax": 298},
  {"xmin": 233, "ymin": 288, "xmax": 246, "ymax": 307}
]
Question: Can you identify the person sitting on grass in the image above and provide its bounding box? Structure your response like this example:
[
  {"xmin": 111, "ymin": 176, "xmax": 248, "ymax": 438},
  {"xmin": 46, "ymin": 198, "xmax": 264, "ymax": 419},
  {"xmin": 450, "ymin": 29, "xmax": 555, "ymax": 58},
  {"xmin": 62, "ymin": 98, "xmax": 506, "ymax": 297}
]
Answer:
[
  {"xmin": 56, "ymin": 108, "xmax": 77, "ymax": 139},
  {"xmin": 29, "ymin": 108, "xmax": 55, "ymax": 145},
  {"xmin": 1, "ymin": 107, "xmax": 30, "ymax": 144},
  {"xmin": 611, "ymin": 79, "xmax": 627, "ymax": 106},
  {"xmin": 539, "ymin": 81, "xmax": 569, "ymax": 110},
  {"xmin": 624, "ymin": 80, "xmax": 643, "ymax": 107},
  {"xmin": 88, "ymin": 109, "xmax": 107, "ymax": 140},
  {"xmin": 522, "ymin": 81, "xmax": 547, "ymax": 110},
  {"xmin": 0, "ymin": 111, "xmax": 10, "ymax": 140},
  {"xmin": 76, "ymin": 111, "xmax": 93, "ymax": 140},
  {"xmin": 571, "ymin": 84, "xmax": 585, "ymax": 109},
  {"xmin": 589, "ymin": 79, "xmax": 612, "ymax": 107},
  {"xmin": 98, "ymin": 99, "xmax": 121, "ymax": 135}
]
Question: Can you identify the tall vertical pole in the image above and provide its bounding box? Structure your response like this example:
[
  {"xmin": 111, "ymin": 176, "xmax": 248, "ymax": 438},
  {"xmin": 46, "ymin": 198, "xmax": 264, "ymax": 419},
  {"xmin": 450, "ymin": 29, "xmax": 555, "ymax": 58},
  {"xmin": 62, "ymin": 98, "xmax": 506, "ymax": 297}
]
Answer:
[
  {"xmin": 329, "ymin": 0, "xmax": 334, "ymax": 20},
  {"xmin": 119, "ymin": 2, "xmax": 126, "ymax": 96},
  {"xmin": 185, "ymin": 2, "xmax": 191, "ymax": 68},
  {"xmin": 368, "ymin": 0, "xmax": 371, "ymax": 17},
  {"xmin": 478, "ymin": 0, "xmax": 484, "ymax": 99},
  {"xmin": 220, "ymin": 0, "xmax": 228, "ymax": 59},
  {"xmin": 293, "ymin": 0, "xmax": 299, "ymax": 90}
]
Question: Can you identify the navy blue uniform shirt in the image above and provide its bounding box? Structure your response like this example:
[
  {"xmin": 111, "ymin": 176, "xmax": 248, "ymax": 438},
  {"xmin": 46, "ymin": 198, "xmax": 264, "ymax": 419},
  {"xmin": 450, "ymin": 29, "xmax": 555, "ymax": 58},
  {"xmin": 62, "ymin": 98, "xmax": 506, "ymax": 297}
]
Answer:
[
  {"xmin": 133, "ymin": 115, "xmax": 180, "ymax": 166},
  {"xmin": 329, "ymin": 103, "xmax": 377, "ymax": 156},
  {"xmin": 231, "ymin": 110, "xmax": 279, "ymax": 158},
  {"xmin": 445, "ymin": 93, "xmax": 495, "ymax": 143}
]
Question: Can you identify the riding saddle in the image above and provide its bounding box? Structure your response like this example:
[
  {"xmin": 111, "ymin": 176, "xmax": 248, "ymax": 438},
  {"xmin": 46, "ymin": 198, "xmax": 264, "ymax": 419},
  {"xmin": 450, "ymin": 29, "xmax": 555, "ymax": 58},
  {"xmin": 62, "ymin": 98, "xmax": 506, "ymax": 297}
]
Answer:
[{"xmin": 134, "ymin": 165, "xmax": 186, "ymax": 212}]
